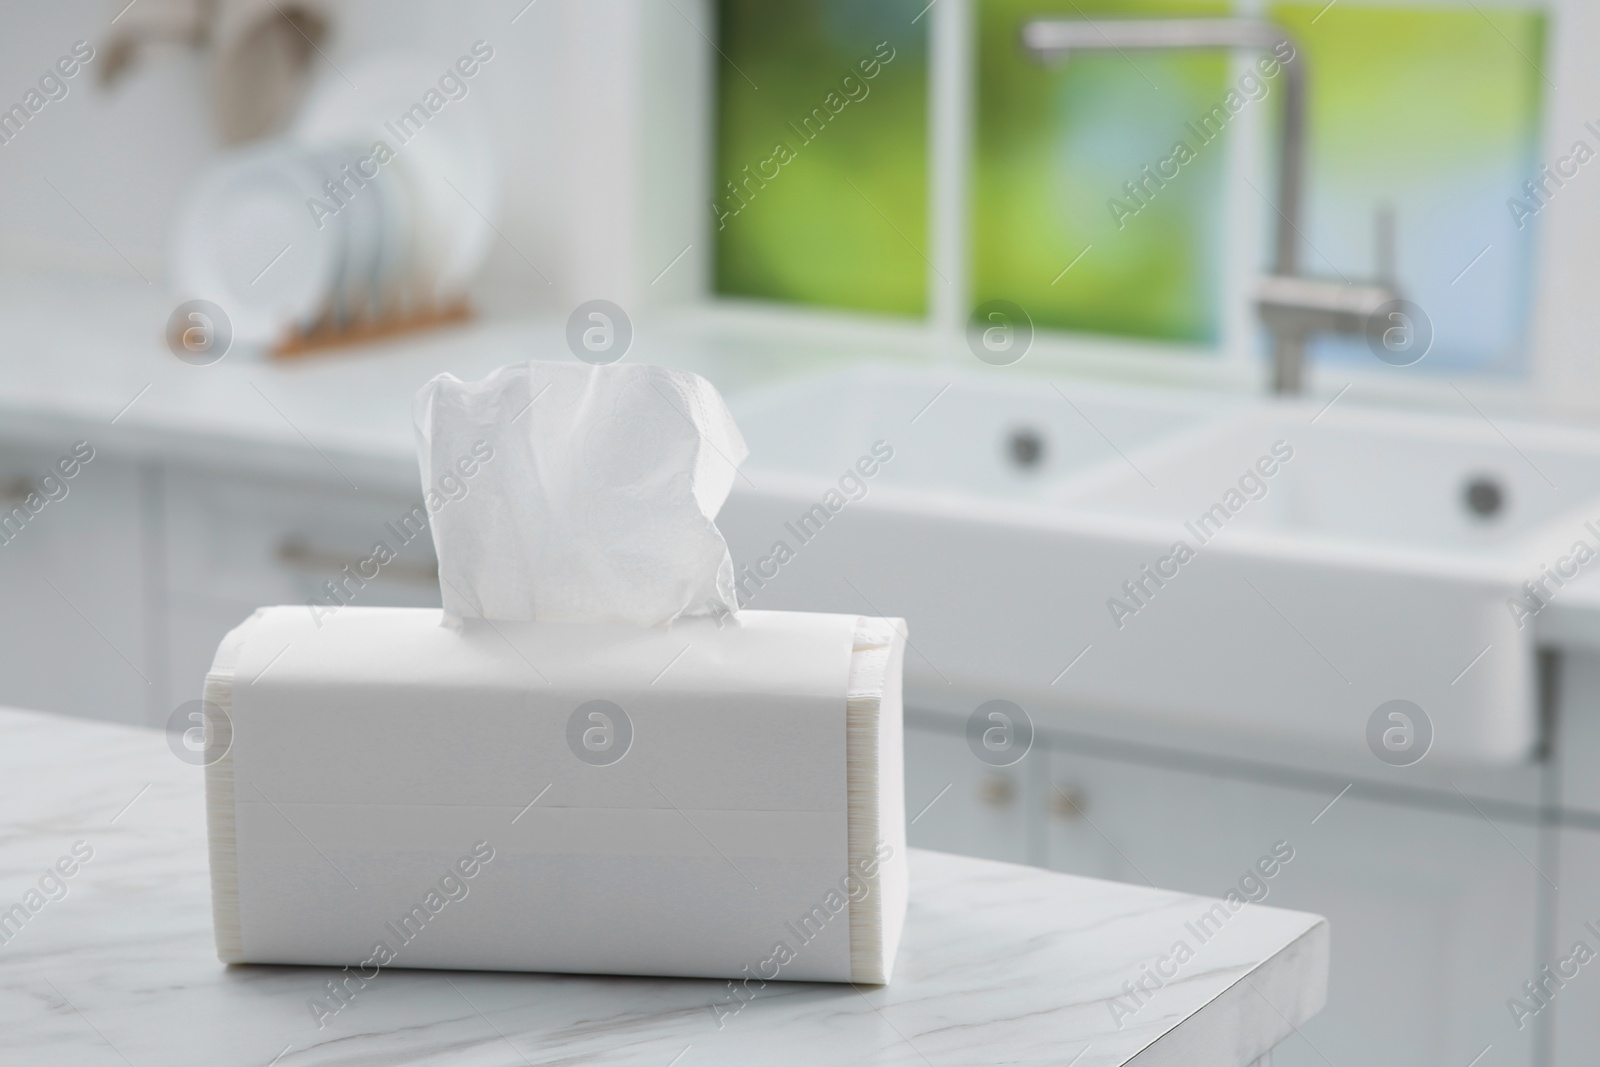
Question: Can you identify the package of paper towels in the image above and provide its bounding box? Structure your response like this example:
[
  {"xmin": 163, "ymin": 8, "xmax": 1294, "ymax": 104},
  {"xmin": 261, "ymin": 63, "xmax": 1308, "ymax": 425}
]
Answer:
[{"xmin": 201, "ymin": 361, "xmax": 909, "ymax": 985}]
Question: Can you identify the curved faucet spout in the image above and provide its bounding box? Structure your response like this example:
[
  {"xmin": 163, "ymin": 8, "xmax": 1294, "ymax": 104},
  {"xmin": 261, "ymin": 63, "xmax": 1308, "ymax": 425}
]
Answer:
[
  {"xmin": 1022, "ymin": 17, "xmax": 1303, "ymax": 278},
  {"xmin": 1020, "ymin": 17, "xmax": 1387, "ymax": 393}
]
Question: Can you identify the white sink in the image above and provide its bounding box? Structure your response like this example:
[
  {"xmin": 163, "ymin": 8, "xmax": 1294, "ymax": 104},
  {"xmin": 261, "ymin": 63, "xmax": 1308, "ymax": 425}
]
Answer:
[
  {"xmin": 1068, "ymin": 404, "xmax": 1600, "ymax": 554},
  {"xmin": 728, "ymin": 363, "xmax": 1228, "ymax": 503},
  {"xmin": 721, "ymin": 366, "xmax": 1600, "ymax": 762}
]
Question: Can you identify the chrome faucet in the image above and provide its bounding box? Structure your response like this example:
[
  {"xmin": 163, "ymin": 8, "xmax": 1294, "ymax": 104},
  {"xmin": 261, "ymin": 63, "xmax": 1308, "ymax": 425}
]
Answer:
[{"xmin": 1021, "ymin": 18, "xmax": 1399, "ymax": 394}]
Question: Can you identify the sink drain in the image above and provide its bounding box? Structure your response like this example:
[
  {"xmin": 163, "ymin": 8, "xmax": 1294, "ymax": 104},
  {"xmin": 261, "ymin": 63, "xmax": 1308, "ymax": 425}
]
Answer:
[
  {"xmin": 1463, "ymin": 475, "xmax": 1505, "ymax": 520},
  {"xmin": 1008, "ymin": 428, "xmax": 1045, "ymax": 471}
]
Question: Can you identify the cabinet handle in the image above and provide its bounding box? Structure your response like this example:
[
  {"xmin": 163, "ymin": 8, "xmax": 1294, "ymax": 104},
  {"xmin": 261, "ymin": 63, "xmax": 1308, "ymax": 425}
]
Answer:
[
  {"xmin": 276, "ymin": 538, "xmax": 439, "ymax": 586},
  {"xmin": 0, "ymin": 476, "xmax": 31, "ymax": 504},
  {"xmin": 1050, "ymin": 783, "xmax": 1089, "ymax": 821},
  {"xmin": 978, "ymin": 773, "xmax": 1016, "ymax": 810}
]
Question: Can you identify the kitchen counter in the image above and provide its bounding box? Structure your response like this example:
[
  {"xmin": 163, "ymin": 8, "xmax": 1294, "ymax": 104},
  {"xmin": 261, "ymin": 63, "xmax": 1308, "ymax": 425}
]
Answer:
[
  {"xmin": 0, "ymin": 271, "xmax": 881, "ymax": 494},
  {"xmin": 10, "ymin": 271, "xmax": 1600, "ymax": 777},
  {"xmin": 0, "ymin": 705, "xmax": 1327, "ymax": 1066},
  {"xmin": 10, "ymin": 269, "xmax": 1600, "ymax": 652}
]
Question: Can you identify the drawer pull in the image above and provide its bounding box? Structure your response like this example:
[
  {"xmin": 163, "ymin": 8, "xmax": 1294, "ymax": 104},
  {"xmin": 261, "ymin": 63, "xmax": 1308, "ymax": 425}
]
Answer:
[
  {"xmin": 0, "ymin": 476, "xmax": 32, "ymax": 504},
  {"xmin": 1050, "ymin": 783, "xmax": 1089, "ymax": 821},
  {"xmin": 978, "ymin": 773, "xmax": 1016, "ymax": 810},
  {"xmin": 276, "ymin": 538, "xmax": 439, "ymax": 587}
]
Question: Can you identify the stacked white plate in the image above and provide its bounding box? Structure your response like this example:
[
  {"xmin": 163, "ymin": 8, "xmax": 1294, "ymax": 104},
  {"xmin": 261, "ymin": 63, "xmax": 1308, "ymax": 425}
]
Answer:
[{"xmin": 171, "ymin": 53, "xmax": 498, "ymax": 349}]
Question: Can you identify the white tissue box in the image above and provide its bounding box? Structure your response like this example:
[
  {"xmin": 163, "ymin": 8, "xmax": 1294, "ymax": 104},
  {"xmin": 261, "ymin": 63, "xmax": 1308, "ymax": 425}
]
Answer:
[{"xmin": 202, "ymin": 606, "xmax": 908, "ymax": 985}]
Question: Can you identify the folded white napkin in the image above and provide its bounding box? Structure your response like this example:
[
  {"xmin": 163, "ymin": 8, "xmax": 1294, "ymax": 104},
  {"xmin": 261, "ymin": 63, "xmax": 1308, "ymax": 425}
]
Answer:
[{"xmin": 204, "ymin": 606, "xmax": 908, "ymax": 984}]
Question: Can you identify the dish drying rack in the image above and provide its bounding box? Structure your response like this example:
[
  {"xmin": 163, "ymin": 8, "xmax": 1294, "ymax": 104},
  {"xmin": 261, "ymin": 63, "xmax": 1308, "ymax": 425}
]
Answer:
[{"xmin": 271, "ymin": 300, "xmax": 473, "ymax": 358}]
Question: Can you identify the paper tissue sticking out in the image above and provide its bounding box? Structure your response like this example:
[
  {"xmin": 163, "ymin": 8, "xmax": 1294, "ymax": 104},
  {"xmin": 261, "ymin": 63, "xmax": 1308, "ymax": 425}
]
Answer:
[{"xmin": 414, "ymin": 361, "xmax": 749, "ymax": 627}]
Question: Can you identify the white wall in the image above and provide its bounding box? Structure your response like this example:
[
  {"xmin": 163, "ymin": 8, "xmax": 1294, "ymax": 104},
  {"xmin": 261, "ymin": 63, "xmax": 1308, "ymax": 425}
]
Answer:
[
  {"xmin": 0, "ymin": 0, "xmax": 572, "ymax": 316},
  {"xmin": 1529, "ymin": 0, "xmax": 1600, "ymax": 418},
  {"xmin": 557, "ymin": 0, "xmax": 710, "ymax": 312},
  {"xmin": 4, "ymin": 0, "xmax": 1594, "ymax": 419}
]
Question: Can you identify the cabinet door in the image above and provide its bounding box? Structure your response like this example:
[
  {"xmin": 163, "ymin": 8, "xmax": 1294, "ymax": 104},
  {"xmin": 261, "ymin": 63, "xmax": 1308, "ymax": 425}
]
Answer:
[
  {"xmin": 1045, "ymin": 744, "xmax": 1541, "ymax": 1067},
  {"xmin": 1550, "ymin": 827, "xmax": 1600, "ymax": 1067},
  {"xmin": 0, "ymin": 443, "xmax": 149, "ymax": 723},
  {"xmin": 1555, "ymin": 650, "xmax": 1600, "ymax": 816},
  {"xmin": 903, "ymin": 723, "xmax": 1033, "ymax": 865},
  {"xmin": 163, "ymin": 469, "xmax": 441, "ymax": 711}
]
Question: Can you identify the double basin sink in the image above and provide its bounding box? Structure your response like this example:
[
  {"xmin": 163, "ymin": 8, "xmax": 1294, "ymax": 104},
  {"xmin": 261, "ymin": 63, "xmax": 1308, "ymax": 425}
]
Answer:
[{"xmin": 719, "ymin": 366, "xmax": 1600, "ymax": 763}]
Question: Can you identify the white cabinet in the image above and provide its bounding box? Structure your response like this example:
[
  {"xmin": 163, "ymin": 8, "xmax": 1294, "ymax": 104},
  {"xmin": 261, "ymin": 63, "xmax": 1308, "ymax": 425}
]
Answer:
[
  {"xmin": 903, "ymin": 723, "xmax": 1034, "ymax": 865},
  {"xmin": 1556, "ymin": 650, "xmax": 1600, "ymax": 815},
  {"xmin": 0, "ymin": 441, "xmax": 150, "ymax": 724},
  {"xmin": 0, "ymin": 446, "xmax": 450, "ymax": 725},
  {"xmin": 1274, "ymin": 795, "xmax": 1540, "ymax": 1067},
  {"xmin": 1043, "ymin": 747, "xmax": 1305, "ymax": 890},
  {"xmin": 161, "ymin": 468, "xmax": 440, "ymax": 710},
  {"xmin": 903, "ymin": 721, "xmax": 1545, "ymax": 1067},
  {"xmin": 1551, "ymin": 827, "xmax": 1600, "ymax": 1066},
  {"xmin": 1546, "ymin": 650, "xmax": 1600, "ymax": 1066},
  {"xmin": 1043, "ymin": 746, "xmax": 1541, "ymax": 1067},
  {"xmin": 0, "ymin": 449, "xmax": 449, "ymax": 727}
]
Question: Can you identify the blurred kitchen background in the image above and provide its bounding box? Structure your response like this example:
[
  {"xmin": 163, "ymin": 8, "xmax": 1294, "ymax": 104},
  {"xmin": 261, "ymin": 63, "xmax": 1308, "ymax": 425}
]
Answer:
[{"xmin": 3, "ymin": 1, "xmax": 1599, "ymax": 1064}]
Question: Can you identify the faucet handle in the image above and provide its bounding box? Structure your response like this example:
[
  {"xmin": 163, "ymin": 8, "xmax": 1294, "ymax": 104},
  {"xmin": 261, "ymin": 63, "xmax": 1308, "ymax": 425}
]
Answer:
[{"xmin": 1257, "ymin": 275, "xmax": 1396, "ymax": 337}]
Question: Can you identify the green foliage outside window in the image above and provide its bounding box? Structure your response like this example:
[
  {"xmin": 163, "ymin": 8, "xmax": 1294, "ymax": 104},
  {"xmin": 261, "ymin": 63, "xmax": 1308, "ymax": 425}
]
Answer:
[{"xmin": 714, "ymin": 0, "xmax": 930, "ymax": 317}]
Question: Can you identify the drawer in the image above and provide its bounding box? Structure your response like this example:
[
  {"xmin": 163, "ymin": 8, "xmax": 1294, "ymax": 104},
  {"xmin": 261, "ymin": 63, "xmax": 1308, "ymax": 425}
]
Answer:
[
  {"xmin": 903, "ymin": 722, "xmax": 1033, "ymax": 865},
  {"xmin": 0, "ymin": 441, "xmax": 148, "ymax": 722},
  {"xmin": 163, "ymin": 468, "xmax": 442, "ymax": 710},
  {"xmin": 164, "ymin": 468, "xmax": 440, "ymax": 607}
]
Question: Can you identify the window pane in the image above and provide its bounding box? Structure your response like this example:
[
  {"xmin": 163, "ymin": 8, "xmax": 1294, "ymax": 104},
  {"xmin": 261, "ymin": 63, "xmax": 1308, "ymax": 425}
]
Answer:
[
  {"xmin": 714, "ymin": 1, "xmax": 930, "ymax": 316},
  {"xmin": 1271, "ymin": 2, "xmax": 1546, "ymax": 375},
  {"xmin": 973, "ymin": 0, "xmax": 1234, "ymax": 346}
]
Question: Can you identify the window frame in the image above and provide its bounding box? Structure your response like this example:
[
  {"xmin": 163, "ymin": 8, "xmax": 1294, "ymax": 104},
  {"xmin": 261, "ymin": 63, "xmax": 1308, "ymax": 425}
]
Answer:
[{"xmin": 610, "ymin": 0, "xmax": 1578, "ymax": 417}]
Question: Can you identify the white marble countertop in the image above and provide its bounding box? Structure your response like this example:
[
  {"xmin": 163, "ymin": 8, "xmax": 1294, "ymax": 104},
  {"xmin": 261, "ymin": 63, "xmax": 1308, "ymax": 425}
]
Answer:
[
  {"xmin": 0, "ymin": 705, "xmax": 1327, "ymax": 1066},
  {"xmin": 0, "ymin": 272, "xmax": 883, "ymax": 494}
]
